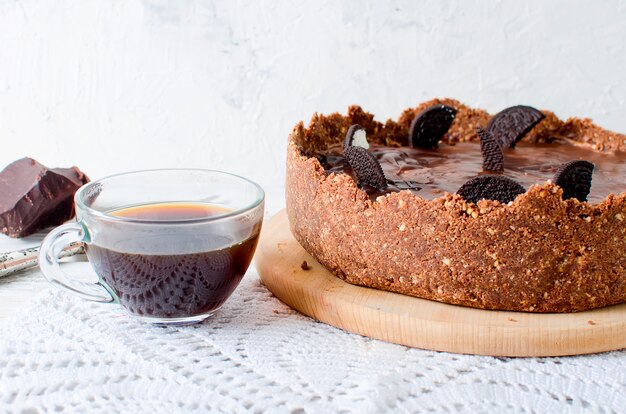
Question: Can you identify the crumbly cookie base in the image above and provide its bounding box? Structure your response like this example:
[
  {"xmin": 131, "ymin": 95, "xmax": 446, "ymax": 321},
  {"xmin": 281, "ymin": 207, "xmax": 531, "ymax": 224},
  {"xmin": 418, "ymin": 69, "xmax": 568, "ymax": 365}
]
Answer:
[{"xmin": 286, "ymin": 99, "xmax": 626, "ymax": 312}]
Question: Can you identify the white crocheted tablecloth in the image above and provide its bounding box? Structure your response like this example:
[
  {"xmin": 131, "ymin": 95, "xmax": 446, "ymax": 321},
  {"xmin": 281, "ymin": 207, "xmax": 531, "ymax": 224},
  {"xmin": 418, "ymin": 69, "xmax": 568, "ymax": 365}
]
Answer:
[{"xmin": 1, "ymin": 262, "xmax": 625, "ymax": 413}]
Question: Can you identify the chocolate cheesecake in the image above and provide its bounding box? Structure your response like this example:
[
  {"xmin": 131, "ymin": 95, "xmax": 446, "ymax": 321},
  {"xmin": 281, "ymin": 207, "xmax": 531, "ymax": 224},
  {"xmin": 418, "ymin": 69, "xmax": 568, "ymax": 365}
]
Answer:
[{"xmin": 286, "ymin": 99, "xmax": 626, "ymax": 313}]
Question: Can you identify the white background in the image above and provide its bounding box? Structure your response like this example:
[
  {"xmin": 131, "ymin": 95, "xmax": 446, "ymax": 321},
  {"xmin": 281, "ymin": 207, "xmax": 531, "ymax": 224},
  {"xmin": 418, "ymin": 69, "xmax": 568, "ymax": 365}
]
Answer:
[{"xmin": 1, "ymin": 0, "xmax": 625, "ymax": 211}]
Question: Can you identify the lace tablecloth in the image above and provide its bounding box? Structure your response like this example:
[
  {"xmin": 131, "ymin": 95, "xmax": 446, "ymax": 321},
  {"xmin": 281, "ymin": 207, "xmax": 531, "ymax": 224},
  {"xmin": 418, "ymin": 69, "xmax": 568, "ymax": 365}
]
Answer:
[{"xmin": 0, "ymin": 261, "xmax": 625, "ymax": 413}]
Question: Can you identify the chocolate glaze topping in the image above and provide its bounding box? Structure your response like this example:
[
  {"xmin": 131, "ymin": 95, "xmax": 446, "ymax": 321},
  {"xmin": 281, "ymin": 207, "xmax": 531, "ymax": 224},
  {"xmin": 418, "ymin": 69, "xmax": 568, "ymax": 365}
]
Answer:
[{"xmin": 318, "ymin": 140, "xmax": 626, "ymax": 203}]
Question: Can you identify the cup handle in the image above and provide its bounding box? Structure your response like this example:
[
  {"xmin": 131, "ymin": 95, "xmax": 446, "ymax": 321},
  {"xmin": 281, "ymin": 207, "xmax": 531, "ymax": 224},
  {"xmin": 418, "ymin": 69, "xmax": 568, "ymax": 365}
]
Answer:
[{"xmin": 39, "ymin": 221, "xmax": 116, "ymax": 303}]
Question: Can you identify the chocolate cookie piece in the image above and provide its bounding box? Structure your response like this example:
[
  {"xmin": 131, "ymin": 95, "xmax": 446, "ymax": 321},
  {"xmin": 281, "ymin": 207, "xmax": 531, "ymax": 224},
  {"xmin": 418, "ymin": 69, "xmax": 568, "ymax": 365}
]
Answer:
[
  {"xmin": 487, "ymin": 105, "xmax": 545, "ymax": 148},
  {"xmin": 0, "ymin": 158, "xmax": 89, "ymax": 238},
  {"xmin": 457, "ymin": 175, "xmax": 525, "ymax": 204},
  {"xmin": 478, "ymin": 127, "xmax": 504, "ymax": 173},
  {"xmin": 409, "ymin": 105, "xmax": 457, "ymax": 149},
  {"xmin": 343, "ymin": 124, "xmax": 369, "ymax": 152},
  {"xmin": 344, "ymin": 146, "xmax": 387, "ymax": 190},
  {"xmin": 553, "ymin": 160, "xmax": 595, "ymax": 202}
]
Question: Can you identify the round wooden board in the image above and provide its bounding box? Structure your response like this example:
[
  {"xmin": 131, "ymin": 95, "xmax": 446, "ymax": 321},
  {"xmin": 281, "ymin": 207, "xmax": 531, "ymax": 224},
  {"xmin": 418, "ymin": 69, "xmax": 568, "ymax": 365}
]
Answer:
[{"xmin": 255, "ymin": 210, "xmax": 626, "ymax": 357}]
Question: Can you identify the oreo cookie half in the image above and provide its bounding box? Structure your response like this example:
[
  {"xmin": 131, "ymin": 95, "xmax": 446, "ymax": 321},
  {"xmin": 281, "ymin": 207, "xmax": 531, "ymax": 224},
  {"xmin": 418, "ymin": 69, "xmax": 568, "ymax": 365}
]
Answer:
[
  {"xmin": 343, "ymin": 124, "xmax": 369, "ymax": 152},
  {"xmin": 344, "ymin": 146, "xmax": 387, "ymax": 190},
  {"xmin": 487, "ymin": 105, "xmax": 545, "ymax": 148},
  {"xmin": 457, "ymin": 175, "xmax": 526, "ymax": 204},
  {"xmin": 478, "ymin": 127, "xmax": 504, "ymax": 173},
  {"xmin": 553, "ymin": 160, "xmax": 595, "ymax": 202},
  {"xmin": 409, "ymin": 105, "xmax": 457, "ymax": 149}
]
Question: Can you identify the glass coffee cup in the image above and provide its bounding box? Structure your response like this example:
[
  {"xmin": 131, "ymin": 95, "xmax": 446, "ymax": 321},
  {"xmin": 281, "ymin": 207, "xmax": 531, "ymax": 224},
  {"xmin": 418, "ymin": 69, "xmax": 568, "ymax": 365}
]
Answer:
[{"xmin": 39, "ymin": 169, "xmax": 264, "ymax": 325}]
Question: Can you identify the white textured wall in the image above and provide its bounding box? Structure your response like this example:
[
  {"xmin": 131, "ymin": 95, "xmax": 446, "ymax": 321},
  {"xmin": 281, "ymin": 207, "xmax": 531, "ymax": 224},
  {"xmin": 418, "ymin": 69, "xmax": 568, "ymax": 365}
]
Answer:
[{"xmin": 1, "ymin": 0, "xmax": 625, "ymax": 210}]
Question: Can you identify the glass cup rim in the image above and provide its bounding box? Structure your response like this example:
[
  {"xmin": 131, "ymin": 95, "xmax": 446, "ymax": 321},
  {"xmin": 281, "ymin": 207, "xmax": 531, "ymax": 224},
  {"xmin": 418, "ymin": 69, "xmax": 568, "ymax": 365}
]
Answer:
[{"xmin": 74, "ymin": 168, "xmax": 265, "ymax": 225}]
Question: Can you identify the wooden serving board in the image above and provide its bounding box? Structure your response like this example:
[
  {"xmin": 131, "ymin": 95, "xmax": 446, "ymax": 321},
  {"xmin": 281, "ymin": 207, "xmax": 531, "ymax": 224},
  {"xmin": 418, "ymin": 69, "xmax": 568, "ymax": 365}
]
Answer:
[{"xmin": 255, "ymin": 210, "xmax": 626, "ymax": 357}]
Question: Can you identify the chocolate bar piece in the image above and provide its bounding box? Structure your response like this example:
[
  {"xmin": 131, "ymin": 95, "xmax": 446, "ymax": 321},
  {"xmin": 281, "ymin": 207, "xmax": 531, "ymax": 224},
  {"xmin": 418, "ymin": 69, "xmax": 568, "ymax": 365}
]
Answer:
[{"xmin": 0, "ymin": 158, "xmax": 89, "ymax": 238}]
